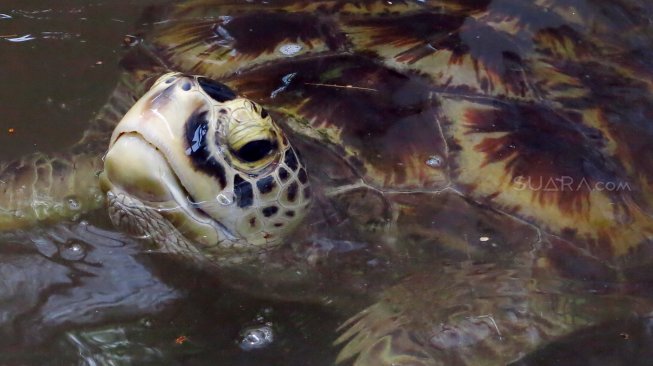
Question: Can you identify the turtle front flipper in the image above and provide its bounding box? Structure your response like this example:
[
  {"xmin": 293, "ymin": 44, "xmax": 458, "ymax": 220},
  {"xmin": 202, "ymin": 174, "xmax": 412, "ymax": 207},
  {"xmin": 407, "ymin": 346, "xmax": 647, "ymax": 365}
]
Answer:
[
  {"xmin": 0, "ymin": 71, "xmax": 149, "ymax": 231},
  {"xmin": 335, "ymin": 254, "xmax": 650, "ymax": 366},
  {"xmin": 0, "ymin": 152, "xmax": 103, "ymax": 230}
]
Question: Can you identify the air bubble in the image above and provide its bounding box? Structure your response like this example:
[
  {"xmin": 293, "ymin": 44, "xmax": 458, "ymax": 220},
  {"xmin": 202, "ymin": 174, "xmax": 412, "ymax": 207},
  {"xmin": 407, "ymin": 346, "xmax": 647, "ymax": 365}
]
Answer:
[
  {"xmin": 238, "ymin": 325, "xmax": 274, "ymax": 351},
  {"xmin": 278, "ymin": 43, "xmax": 302, "ymax": 56},
  {"xmin": 135, "ymin": 232, "xmax": 152, "ymax": 241},
  {"xmin": 425, "ymin": 155, "xmax": 444, "ymax": 168},
  {"xmin": 140, "ymin": 318, "xmax": 153, "ymax": 328},
  {"xmin": 216, "ymin": 191, "xmax": 234, "ymax": 206},
  {"xmin": 59, "ymin": 240, "xmax": 86, "ymax": 261},
  {"xmin": 66, "ymin": 196, "xmax": 81, "ymax": 211}
]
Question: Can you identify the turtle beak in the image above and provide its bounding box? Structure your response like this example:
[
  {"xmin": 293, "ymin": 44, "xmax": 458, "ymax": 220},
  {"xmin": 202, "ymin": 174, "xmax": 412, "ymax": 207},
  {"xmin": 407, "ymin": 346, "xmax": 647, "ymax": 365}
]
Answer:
[{"xmin": 100, "ymin": 132, "xmax": 182, "ymax": 207}]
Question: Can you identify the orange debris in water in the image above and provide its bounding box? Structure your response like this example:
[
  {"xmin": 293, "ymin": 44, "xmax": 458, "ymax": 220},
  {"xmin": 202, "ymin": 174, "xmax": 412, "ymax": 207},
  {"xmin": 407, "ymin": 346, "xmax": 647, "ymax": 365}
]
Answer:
[
  {"xmin": 7, "ymin": 128, "xmax": 15, "ymax": 134},
  {"xmin": 175, "ymin": 335, "xmax": 189, "ymax": 345}
]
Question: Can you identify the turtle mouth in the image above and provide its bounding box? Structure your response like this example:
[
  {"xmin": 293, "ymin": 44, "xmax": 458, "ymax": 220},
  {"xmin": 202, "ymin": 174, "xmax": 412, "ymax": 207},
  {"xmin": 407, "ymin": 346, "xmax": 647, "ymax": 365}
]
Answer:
[{"xmin": 100, "ymin": 132, "xmax": 236, "ymax": 245}]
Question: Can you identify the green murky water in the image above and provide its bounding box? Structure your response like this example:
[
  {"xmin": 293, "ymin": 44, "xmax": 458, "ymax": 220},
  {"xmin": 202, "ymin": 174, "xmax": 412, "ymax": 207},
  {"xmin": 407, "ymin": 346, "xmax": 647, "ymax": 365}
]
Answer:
[{"xmin": 2, "ymin": 1, "xmax": 653, "ymax": 365}]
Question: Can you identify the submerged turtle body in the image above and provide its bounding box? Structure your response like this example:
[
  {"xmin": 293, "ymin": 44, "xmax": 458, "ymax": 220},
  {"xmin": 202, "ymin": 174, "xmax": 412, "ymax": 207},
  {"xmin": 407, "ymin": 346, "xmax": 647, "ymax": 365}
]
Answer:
[
  {"xmin": 2, "ymin": 0, "xmax": 653, "ymax": 365},
  {"xmin": 141, "ymin": 0, "xmax": 653, "ymax": 261}
]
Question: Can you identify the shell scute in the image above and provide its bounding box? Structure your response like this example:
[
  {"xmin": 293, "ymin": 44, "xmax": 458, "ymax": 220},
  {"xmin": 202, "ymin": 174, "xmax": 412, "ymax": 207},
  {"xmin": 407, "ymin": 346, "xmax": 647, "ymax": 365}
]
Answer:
[
  {"xmin": 390, "ymin": 191, "xmax": 540, "ymax": 260},
  {"xmin": 144, "ymin": 0, "xmax": 653, "ymax": 262},
  {"xmin": 343, "ymin": 9, "xmax": 536, "ymax": 100},
  {"xmin": 530, "ymin": 28, "xmax": 653, "ymax": 215},
  {"xmin": 443, "ymin": 94, "xmax": 653, "ymax": 259},
  {"xmin": 150, "ymin": 10, "xmax": 348, "ymax": 79},
  {"xmin": 228, "ymin": 55, "xmax": 449, "ymax": 190}
]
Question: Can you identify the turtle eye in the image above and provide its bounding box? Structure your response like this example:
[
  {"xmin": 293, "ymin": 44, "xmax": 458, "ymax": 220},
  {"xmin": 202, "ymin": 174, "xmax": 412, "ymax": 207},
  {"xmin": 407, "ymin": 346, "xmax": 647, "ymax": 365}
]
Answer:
[
  {"xmin": 233, "ymin": 139, "xmax": 277, "ymax": 163},
  {"xmin": 197, "ymin": 77, "xmax": 236, "ymax": 102}
]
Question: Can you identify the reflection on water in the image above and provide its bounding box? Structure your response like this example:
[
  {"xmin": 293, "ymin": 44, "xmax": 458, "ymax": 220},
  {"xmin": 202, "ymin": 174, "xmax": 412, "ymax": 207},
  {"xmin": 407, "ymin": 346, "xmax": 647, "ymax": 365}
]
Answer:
[
  {"xmin": 2, "ymin": 0, "xmax": 653, "ymax": 365},
  {"xmin": 514, "ymin": 317, "xmax": 653, "ymax": 366},
  {"xmin": 0, "ymin": 220, "xmax": 344, "ymax": 365}
]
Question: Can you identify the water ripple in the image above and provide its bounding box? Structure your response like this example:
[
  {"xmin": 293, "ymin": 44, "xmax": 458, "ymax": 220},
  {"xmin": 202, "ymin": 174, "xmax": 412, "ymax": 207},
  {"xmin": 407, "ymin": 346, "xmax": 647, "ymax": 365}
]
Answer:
[{"xmin": 5, "ymin": 34, "xmax": 35, "ymax": 42}]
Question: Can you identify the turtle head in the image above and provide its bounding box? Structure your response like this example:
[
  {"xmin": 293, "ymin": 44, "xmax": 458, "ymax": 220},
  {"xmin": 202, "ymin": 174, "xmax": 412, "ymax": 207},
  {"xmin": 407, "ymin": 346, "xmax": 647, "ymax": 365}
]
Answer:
[{"xmin": 99, "ymin": 72, "xmax": 311, "ymax": 257}]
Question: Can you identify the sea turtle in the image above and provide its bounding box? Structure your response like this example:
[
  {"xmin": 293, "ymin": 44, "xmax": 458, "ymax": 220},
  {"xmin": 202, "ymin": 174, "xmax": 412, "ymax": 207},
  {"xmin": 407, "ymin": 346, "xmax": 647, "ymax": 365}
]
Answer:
[{"xmin": 2, "ymin": 0, "xmax": 653, "ymax": 364}]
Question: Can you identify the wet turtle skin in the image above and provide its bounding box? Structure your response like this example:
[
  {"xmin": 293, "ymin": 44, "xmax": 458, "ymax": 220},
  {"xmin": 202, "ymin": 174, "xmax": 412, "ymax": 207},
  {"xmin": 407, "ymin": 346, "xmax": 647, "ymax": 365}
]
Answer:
[{"xmin": 2, "ymin": 0, "xmax": 653, "ymax": 365}]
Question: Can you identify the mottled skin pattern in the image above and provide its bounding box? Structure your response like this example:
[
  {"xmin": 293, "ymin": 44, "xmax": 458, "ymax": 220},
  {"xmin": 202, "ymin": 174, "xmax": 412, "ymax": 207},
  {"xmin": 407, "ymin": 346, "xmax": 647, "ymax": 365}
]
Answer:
[{"xmin": 2, "ymin": 0, "xmax": 653, "ymax": 365}]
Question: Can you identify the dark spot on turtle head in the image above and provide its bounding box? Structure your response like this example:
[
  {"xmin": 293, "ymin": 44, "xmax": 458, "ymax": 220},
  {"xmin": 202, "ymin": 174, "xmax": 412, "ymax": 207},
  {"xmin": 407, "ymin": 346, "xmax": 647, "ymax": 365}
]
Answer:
[
  {"xmin": 249, "ymin": 217, "xmax": 257, "ymax": 227},
  {"xmin": 256, "ymin": 175, "xmax": 276, "ymax": 195},
  {"xmin": 185, "ymin": 111, "xmax": 227, "ymax": 188},
  {"xmin": 284, "ymin": 148, "xmax": 299, "ymax": 171},
  {"xmin": 261, "ymin": 108, "xmax": 269, "ymax": 119},
  {"xmin": 262, "ymin": 206, "xmax": 279, "ymax": 217},
  {"xmin": 278, "ymin": 167, "xmax": 290, "ymax": 182},
  {"xmin": 287, "ymin": 181, "xmax": 299, "ymax": 203},
  {"xmin": 233, "ymin": 174, "xmax": 253, "ymax": 208},
  {"xmin": 303, "ymin": 186, "xmax": 311, "ymax": 199},
  {"xmin": 297, "ymin": 168, "xmax": 308, "ymax": 184},
  {"xmin": 274, "ymin": 223, "xmax": 284, "ymax": 227},
  {"xmin": 197, "ymin": 77, "xmax": 237, "ymax": 102},
  {"xmin": 285, "ymin": 210, "xmax": 295, "ymax": 217}
]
